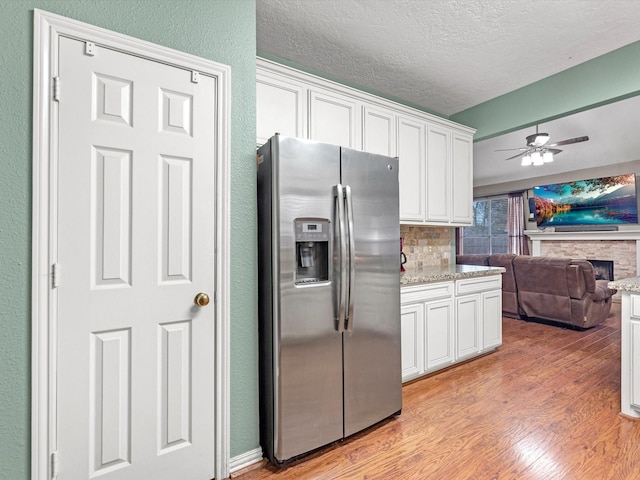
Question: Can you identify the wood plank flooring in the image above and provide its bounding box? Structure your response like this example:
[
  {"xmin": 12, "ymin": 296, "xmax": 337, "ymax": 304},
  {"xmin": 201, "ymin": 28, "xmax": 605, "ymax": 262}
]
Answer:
[{"xmin": 233, "ymin": 303, "xmax": 640, "ymax": 480}]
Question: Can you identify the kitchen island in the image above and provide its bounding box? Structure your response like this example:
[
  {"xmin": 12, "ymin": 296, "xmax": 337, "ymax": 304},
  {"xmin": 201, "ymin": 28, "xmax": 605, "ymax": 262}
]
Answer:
[
  {"xmin": 400, "ymin": 264, "xmax": 504, "ymax": 382},
  {"xmin": 608, "ymin": 276, "xmax": 640, "ymax": 418}
]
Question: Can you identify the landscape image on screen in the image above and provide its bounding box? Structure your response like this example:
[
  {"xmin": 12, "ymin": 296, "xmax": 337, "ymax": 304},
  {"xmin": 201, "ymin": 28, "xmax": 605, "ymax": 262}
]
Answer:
[{"xmin": 534, "ymin": 173, "xmax": 638, "ymax": 227}]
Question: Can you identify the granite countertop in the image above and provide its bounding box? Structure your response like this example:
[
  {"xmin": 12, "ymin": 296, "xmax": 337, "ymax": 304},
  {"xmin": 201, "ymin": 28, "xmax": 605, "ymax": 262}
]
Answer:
[
  {"xmin": 608, "ymin": 277, "xmax": 640, "ymax": 293},
  {"xmin": 401, "ymin": 264, "xmax": 505, "ymax": 286}
]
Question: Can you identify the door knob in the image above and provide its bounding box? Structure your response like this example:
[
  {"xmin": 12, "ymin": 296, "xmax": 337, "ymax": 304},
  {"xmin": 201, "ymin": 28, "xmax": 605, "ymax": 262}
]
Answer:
[{"xmin": 194, "ymin": 292, "xmax": 210, "ymax": 307}]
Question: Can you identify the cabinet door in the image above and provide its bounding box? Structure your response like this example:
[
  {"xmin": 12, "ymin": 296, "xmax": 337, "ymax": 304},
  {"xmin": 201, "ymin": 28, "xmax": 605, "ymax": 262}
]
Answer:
[
  {"xmin": 397, "ymin": 116, "xmax": 425, "ymax": 222},
  {"xmin": 401, "ymin": 302, "xmax": 424, "ymax": 382},
  {"xmin": 482, "ymin": 290, "xmax": 502, "ymax": 351},
  {"xmin": 363, "ymin": 105, "xmax": 396, "ymax": 157},
  {"xmin": 424, "ymin": 299, "xmax": 454, "ymax": 372},
  {"xmin": 256, "ymin": 73, "xmax": 305, "ymax": 146},
  {"xmin": 451, "ymin": 133, "xmax": 473, "ymax": 225},
  {"xmin": 309, "ymin": 89, "xmax": 360, "ymax": 148},
  {"xmin": 631, "ymin": 320, "xmax": 640, "ymax": 409},
  {"xmin": 425, "ymin": 124, "xmax": 450, "ymax": 223},
  {"xmin": 456, "ymin": 295, "xmax": 481, "ymax": 359}
]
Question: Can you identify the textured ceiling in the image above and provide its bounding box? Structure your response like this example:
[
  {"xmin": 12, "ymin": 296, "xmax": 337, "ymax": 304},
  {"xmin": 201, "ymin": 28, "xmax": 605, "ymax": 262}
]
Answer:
[
  {"xmin": 257, "ymin": 0, "xmax": 640, "ymax": 116},
  {"xmin": 256, "ymin": 0, "xmax": 640, "ymax": 185}
]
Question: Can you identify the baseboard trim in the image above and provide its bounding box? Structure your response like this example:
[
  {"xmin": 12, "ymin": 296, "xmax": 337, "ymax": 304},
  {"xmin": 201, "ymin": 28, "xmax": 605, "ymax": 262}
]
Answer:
[{"xmin": 230, "ymin": 447, "xmax": 264, "ymax": 474}]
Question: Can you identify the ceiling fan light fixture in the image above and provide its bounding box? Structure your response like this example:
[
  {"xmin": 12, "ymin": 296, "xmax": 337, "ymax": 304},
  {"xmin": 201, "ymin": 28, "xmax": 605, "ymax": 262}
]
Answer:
[
  {"xmin": 531, "ymin": 151, "xmax": 543, "ymax": 166},
  {"xmin": 543, "ymin": 150, "xmax": 554, "ymax": 163},
  {"xmin": 521, "ymin": 155, "xmax": 532, "ymax": 166}
]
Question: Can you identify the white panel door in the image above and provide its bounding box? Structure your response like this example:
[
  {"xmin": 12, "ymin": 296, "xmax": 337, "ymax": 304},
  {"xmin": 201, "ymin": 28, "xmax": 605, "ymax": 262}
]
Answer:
[
  {"xmin": 56, "ymin": 37, "xmax": 216, "ymax": 480},
  {"xmin": 455, "ymin": 295, "xmax": 481, "ymax": 360},
  {"xmin": 425, "ymin": 299, "xmax": 454, "ymax": 372},
  {"xmin": 309, "ymin": 89, "xmax": 360, "ymax": 148},
  {"xmin": 451, "ymin": 133, "xmax": 474, "ymax": 225},
  {"xmin": 256, "ymin": 72, "xmax": 305, "ymax": 145},
  {"xmin": 397, "ymin": 116, "xmax": 426, "ymax": 222},
  {"xmin": 401, "ymin": 303, "xmax": 424, "ymax": 382},
  {"xmin": 425, "ymin": 124, "xmax": 451, "ymax": 223},
  {"xmin": 363, "ymin": 105, "xmax": 396, "ymax": 157}
]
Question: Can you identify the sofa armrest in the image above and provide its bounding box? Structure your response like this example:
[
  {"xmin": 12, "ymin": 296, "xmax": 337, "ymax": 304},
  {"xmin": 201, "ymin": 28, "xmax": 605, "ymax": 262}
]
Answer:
[
  {"xmin": 570, "ymin": 260, "xmax": 598, "ymax": 296},
  {"xmin": 595, "ymin": 279, "xmax": 616, "ymax": 301},
  {"xmin": 566, "ymin": 264, "xmax": 588, "ymax": 299}
]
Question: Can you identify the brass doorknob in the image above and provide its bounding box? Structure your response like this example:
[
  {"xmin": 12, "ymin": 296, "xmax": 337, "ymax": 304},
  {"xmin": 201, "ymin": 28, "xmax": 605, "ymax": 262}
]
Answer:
[{"xmin": 194, "ymin": 292, "xmax": 210, "ymax": 307}]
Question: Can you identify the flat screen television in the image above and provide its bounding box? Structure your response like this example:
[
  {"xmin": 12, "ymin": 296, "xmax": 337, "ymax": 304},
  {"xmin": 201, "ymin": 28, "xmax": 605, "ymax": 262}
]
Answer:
[{"xmin": 533, "ymin": 173, "xmax": 638, "ymax": 227}]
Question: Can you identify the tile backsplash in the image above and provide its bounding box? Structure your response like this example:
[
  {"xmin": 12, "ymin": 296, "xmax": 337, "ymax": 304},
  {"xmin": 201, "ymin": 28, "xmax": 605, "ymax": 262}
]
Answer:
[{"xmin": 400, "ymin": 226, "xmax": 453, "ymax": 269}]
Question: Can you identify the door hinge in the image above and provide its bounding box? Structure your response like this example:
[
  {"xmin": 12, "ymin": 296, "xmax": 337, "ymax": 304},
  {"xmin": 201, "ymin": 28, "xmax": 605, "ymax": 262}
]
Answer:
[
  {"xmin": 51, "ymin": 451, "xmax": 59, "ymax": 479},
  {"xmin": 53, "ymin": 76, "xmax": 60, "ymax": 102},
  {"xmin": 51, "ymin": 263, "xmax": 59, "ymax": 289},
  {"xmin": 85, "ymin": 41, "xmax": 96, "ymax": 56}
]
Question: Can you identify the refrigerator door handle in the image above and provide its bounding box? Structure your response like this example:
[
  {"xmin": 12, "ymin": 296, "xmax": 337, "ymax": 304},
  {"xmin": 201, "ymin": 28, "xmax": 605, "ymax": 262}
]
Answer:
[
  {"xmin": 344, "ymin": 185, "xmax": 356, "ymax": 332},
  {"xmin": 335, "ymin": 184, "xmax": 348, "ymax": 333}
]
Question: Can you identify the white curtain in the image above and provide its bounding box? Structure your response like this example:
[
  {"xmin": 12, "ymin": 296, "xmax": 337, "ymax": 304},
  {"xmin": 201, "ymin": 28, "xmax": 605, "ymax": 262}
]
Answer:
[{"xmin": 507, "ymin": 193, "xmax": 529, "ymax": 255}]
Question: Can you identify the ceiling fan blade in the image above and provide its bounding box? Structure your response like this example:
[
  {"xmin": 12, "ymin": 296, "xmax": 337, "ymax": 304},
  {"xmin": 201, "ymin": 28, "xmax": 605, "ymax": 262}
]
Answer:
[
  {"xmin": 495, "ymin": 147, "xmax": 527, "ymax": 152},
  {"xmin": 504, "ymin": 151, "xmax": 528, "ymax": 161},
  {"xmin": 548, "ymin": 148, "xmax": 562, "ymax": 155},
  {"xmin": 548, "ymin": 136, "xmax": 589, "ymax": 147}
]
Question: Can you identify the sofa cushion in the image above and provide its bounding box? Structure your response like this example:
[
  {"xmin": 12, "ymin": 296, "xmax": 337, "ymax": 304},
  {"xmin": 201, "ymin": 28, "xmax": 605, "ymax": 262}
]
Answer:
[{"xmin": 514, "ymin": 256, "xmax": 572, "ymax": 296}]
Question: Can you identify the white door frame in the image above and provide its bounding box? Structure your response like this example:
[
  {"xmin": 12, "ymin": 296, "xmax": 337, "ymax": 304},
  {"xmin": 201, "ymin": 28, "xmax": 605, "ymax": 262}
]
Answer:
[{"xmin": 31, "ymin": 9, "xmax": 231, "ymax": 480}]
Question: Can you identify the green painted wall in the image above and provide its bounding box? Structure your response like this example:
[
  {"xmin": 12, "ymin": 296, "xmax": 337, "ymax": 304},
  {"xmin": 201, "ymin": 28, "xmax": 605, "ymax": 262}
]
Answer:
[
  {"xmin": 451, "ymin": 40, "xmax": 640, "ymax": 141},
  {"xmin": 0, "ymin": 1, "xmax": 258, "ymax": 477}
]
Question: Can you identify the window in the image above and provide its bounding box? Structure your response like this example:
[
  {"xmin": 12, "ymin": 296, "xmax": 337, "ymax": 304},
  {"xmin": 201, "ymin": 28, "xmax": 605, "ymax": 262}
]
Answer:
[{"xmin": 461, "ymin": 197, "xmax": 508, "ymax": 254}]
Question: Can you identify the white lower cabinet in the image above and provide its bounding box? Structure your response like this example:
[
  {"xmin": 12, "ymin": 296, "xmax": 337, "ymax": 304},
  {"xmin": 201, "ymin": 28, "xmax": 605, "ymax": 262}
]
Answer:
[
  {"xmin": 482, "ymin": 290, "xmax": 503, "ymax": 350},
  {"xmin": 400, "ymin": 303, "xmax": 424, "ymax": 381},
  {"xmin": 401, "ymin": 275, "xmax": 502, "ymax": 383},
  {"xmin": 455, "ymin": 294, "xmax": 481, "ymax": 360},
  {"xmin": 621, "ymin": 292, "xmax": 640, "ymax": 417},
  {"xmin": 631, "ymin": 320, "xmax": 640, "ymax": 410},
  {"xmin": 424, "ymin": 299, "xmax": 454, "ymax": 372}
]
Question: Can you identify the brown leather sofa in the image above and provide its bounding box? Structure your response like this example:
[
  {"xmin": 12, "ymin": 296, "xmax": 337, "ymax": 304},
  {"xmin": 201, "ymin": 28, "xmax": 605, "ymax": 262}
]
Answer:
[{"xmin": 456, "ymin": 254, "xmax": 617, "ymax": 329}]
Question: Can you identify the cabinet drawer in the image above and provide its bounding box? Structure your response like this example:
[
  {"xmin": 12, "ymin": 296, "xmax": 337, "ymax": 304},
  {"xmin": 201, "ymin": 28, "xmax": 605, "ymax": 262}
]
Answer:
[
  {"xmin": 456, "ymin": 275, "xmax": 502, "ymax": 296},
  {"xmin": 401, "ymin": 281, "xmax": 454, "ymax": 304},
  {"xmin": 631, "ymin": 294, "xmax": 640, "ymax": 319}
]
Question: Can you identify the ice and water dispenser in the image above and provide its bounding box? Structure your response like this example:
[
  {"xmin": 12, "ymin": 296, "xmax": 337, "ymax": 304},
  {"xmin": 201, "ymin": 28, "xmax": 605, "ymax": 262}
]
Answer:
[{"xmin": 294, "ymin": 219, "xmax": 329, "ymax": 285}]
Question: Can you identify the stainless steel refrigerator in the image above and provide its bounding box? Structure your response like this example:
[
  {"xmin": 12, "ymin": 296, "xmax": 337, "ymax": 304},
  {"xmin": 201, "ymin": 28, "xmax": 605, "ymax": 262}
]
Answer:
[{"xmin": 257, "ymin": 134, "xmax": 402, "ymax": 465}]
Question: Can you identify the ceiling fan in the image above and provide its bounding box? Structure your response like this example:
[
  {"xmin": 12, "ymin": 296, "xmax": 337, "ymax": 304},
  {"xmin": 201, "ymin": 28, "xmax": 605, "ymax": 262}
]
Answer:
[{"xmin": 497, "ymin": 126, "xmax": 589, "ymax": 165}]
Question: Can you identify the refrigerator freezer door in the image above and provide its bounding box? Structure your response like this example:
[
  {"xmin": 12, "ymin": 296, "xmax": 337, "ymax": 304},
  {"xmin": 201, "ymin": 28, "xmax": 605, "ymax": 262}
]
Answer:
[
  {"xmin": 271, "ymin": 136, "xmax": 344, "ymax": 462},
  {"xmin": 341, "ymin": 148, "xmax": 402, "ymax": 437}
]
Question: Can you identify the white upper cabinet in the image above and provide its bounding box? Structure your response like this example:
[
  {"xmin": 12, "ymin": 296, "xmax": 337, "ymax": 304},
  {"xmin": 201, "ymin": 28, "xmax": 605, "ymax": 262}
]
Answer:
[
  {"xmin": 309, "ymin": 89, "xmax": 360, "ymax": 148},
  {"xmin": 256, "ymin": 71, "xmax": 305, "ymax": 146},
  {"xmin": 397, "ymin": 115, "xmax": 426, "ymax": 222},
  {"xmin": 451, "ymin": 133, "xmax": 474, "ymax": 224},
  {"xmin": 425, "ymin": 124, "xmax": 451, "ymax": 223},
  {"xmin": 256, "ymin": 58, "xmax": 475, "ymax": 225},
  {"xmin": 363, "ymin": 105, "xmax": 396, "ymax": 157}
]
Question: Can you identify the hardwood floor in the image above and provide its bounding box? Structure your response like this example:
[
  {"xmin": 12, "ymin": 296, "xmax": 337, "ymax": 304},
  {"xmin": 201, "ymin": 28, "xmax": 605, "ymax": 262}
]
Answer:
[{"xmin": 233, "ymin": 303, "xmax": 640, "ymax": 480}]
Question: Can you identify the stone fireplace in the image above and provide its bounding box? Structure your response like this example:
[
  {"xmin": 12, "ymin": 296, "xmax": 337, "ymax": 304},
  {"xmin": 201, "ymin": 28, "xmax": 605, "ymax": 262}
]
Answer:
[{"xmin": 525, "ymin": 229, "xmax": 640, "ymax": 301}]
